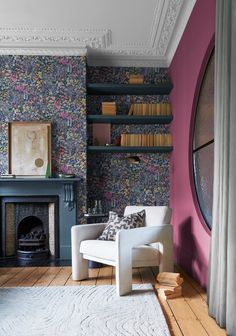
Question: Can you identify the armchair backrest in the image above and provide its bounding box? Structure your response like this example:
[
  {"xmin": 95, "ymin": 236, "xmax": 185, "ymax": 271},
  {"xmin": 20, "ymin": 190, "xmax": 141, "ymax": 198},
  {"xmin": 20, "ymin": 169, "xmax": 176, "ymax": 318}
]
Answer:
[{"xmin": 124, "ymin": 206, "xmax": 172, "ymax": 227}]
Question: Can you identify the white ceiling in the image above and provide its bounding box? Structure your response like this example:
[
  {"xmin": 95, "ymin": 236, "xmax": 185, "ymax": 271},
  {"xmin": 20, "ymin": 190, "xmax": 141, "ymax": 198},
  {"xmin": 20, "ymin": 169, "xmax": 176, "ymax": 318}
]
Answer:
[{"xmin": 0, "ymin": 0, "xmax": 196, "ymax": 67}]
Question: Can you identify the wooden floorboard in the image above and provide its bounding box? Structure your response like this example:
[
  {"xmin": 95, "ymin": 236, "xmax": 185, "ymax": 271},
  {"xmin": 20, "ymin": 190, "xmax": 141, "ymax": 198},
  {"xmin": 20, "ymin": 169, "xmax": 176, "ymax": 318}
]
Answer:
[
  {"xmin": 49, "ymin": 267, "xmax": 72, "ymax": 286},
  {"xmin": 0, "ymin": 265, "xmax": 226, "ymax": 336},
  {"xmin": 33, "ymin": 267, "xmax": 62, "ymax": 286}
]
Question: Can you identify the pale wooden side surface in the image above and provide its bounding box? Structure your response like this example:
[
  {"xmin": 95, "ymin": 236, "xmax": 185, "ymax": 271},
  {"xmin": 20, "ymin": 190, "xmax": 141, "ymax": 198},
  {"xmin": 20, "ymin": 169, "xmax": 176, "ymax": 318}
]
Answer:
[{"xmin": 0, "ymin": 266, "xmax": 226, "ymax": 336}]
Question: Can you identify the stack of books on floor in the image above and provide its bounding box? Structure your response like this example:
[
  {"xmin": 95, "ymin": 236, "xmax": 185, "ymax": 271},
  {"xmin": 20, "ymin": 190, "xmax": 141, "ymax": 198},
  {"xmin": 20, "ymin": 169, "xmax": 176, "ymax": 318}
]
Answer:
[
  {"xmin": 128, "ymin": 103, "xmax": 171, "ymax": 116},
  {"xmin": 120, "ymin": 134, "xmax": 172, "ymax": 147},
  {"xmin": 156, "ymin": 272, "xmax": 184, "ymax": 300}
]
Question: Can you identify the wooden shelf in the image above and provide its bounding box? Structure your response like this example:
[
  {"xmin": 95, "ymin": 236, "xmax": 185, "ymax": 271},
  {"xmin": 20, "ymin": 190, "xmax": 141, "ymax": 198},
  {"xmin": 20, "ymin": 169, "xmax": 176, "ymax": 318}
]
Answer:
[
  {"xmin": 87, "ymin": 83, "xmax": 173, "ymax": 95},
  {"xmin": 87, "ymin": 146, "xmax": 173, "ymax": 153},
  {"xmin": 87, "ymin": 115, "xmax": 173, "ymax": 124}
]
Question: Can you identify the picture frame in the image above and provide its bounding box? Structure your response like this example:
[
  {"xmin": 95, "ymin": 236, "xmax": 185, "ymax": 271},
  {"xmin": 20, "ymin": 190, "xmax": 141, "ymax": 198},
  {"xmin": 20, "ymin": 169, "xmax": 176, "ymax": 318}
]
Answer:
[{"xmin": 8, "ymin": 121, "xmax": 51, "ymax": 177}]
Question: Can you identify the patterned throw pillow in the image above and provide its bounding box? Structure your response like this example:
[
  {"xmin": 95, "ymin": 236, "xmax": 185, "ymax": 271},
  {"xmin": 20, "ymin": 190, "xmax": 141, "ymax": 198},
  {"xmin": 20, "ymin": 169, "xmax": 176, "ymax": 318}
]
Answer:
[{"xmin": 97, "ymin": 210, "xmax": 145, "ymax": 241}]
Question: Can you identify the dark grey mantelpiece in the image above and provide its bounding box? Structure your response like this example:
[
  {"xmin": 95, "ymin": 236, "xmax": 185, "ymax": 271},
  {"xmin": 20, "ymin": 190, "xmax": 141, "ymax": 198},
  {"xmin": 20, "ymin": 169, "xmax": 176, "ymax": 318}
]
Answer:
[{"xmin": 0, "ymin": 179, "xmax": 79, "ymax": 259}]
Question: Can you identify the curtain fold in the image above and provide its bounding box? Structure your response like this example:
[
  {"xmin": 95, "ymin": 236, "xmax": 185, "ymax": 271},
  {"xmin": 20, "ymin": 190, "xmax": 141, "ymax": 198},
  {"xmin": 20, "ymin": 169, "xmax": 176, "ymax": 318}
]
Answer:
[{"xmin": 208, "ymin": 1, "xmax": 236, "ymax": 335}]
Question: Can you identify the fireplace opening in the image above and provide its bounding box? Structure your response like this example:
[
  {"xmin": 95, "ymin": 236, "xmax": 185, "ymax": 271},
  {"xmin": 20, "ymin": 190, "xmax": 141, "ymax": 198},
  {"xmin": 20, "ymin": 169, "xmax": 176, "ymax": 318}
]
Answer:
[{"xmin": 17, "ymin": 215, "xmax": 49, "ymax": 262}]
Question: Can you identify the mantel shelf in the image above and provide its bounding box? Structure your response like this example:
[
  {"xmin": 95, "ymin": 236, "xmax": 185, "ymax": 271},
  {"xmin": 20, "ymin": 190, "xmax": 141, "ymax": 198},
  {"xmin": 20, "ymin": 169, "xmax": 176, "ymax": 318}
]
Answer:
[
  {"xmin": 0, "ymin": 178, "xmax": 80, "ymax": 182},
  {"xmin": 87, "ymin": 115, "xmax": 173, "ymax": 124},
  {"xmin": 87, "ymin": 146, "xmax": 173, "ymax": 153},
  {"xmin": 87, "ymin": 83, "xmax": 173, "ymax": 95}
]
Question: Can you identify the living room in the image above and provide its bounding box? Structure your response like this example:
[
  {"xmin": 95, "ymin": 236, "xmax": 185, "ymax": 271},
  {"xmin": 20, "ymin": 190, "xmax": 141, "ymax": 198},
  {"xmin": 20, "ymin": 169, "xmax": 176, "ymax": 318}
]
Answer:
[{"xmin": 0, "ymin": 0, "xmax": 234, "ymax": 335}]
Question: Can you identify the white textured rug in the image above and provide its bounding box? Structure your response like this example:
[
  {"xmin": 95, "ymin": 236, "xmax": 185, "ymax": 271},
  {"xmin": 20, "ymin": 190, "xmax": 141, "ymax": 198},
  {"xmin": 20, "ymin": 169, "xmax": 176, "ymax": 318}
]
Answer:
[{"xmin": 0, "ymin": 284, "xmax": 170, "ymax": 336}]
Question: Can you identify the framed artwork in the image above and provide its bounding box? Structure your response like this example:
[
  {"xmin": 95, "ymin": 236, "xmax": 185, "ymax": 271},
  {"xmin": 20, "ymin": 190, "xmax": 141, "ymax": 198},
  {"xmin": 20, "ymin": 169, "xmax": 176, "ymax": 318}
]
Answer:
[{"xmin": 8, "ymin": 121, "xmax": 51, "ymax": 177}]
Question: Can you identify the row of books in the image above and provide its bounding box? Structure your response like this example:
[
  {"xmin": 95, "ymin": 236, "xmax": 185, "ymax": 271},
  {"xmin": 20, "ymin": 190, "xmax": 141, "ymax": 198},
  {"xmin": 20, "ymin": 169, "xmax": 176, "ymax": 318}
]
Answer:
[
  {"xmin": 120, "ymin": 134, "xmax": 172, "ymax": 147},
  {"xmin": 128, "ymin": 103, "xmax": 171, "ymax": 116}
]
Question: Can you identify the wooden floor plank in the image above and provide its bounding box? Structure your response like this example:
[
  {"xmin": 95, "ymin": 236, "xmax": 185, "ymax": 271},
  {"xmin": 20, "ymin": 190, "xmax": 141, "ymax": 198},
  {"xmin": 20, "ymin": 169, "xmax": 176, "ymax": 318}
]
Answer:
[
  {"xmin": 139, "ymin": 267, "xmax": 157, "ymax": 284},
  {"xmin": 2, "ymin": 267, "xmax": 37, "ymax": 287},
  {"xmin": 0, "ymin": 267, "xmax": 21, "ymax": 276},
  {"xmin": 168, "ymin": 297, "xmax": 209, "ymax": 336},
  {"xmin": 79, "ymin": 268, "xmax": 100, "ymax": 286},
  {"xmin": 132, "ymin": 268, "xmax": 142, "ymax": 284},
  {"xmin": 0, "ymin": 268, "xmax": 25, "ymax": 286},
  {"xmin": 96, "ymin": 266, "xmax": 113, "ymax": 285},
  {"xmin": 182, "ymin": 280, "xmax": 226, "ymax": 336},
  {"xmin": 49, "ymin": 267, "xmax": 72, "ymax": 286},
  {"xmin": 18, "ymin": 267, "xmax": 49, "ymax": 287},
  {"xmin": 158, "ymin": 294, "xmax": 184, "ymax": 336},
  {"xmin": 65, "ymin": 275, "xmax": 81, "ymax": 286},
  {"xmin": 111, "ymin": 266, "xmax": 115, "ymax": 285},
  {"xmin": 33, "ymin": 267, "xmax": 62, "ymax": 286}
]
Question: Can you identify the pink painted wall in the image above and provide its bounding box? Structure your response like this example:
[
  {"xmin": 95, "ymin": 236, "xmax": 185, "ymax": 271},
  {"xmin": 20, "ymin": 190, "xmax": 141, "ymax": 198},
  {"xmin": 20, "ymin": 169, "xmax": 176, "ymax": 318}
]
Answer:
[{"xmin": 170, "ymin": 0, "xmax": 215, "ymax": 288}]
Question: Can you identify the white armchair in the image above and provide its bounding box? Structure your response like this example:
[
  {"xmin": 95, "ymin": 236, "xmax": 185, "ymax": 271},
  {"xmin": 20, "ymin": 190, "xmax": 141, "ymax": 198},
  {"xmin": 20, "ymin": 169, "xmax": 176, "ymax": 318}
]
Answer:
[{"xmin": 71, "ymin": 206, "xmax": 173, "ymax": 296}]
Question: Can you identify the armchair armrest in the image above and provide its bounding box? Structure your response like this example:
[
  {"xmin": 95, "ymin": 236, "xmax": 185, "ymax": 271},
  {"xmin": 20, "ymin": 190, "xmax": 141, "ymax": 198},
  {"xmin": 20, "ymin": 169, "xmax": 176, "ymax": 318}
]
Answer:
[
  {"xmin": 115, "ymin": 225, "xmax": 173, "ymax": 295},
  {"xmin": 71, "ymin": 223, "xmax": 106, "ymax": 281},
  {"xmin": 71, "ymin": 223, "xmax": 106, "ymax": 242}
]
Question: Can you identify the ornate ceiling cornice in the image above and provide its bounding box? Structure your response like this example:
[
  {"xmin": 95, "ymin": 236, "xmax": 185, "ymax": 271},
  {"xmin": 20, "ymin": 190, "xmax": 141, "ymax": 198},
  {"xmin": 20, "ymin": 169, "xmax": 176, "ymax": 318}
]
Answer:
[
  {"xmin": 0, "ymin": 28, "xmax": 111, "ymax": 56},
  {"xmin": 0, "ymin": 0, "xmax": 196, "ymax": 66}
]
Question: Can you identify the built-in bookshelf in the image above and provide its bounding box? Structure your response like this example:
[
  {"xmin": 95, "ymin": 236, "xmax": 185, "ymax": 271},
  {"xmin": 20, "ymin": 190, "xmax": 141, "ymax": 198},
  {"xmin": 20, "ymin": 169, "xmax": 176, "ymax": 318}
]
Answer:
[{"xmin": 87, "ymin": 81, "xmax": 173, "ymax": 153}]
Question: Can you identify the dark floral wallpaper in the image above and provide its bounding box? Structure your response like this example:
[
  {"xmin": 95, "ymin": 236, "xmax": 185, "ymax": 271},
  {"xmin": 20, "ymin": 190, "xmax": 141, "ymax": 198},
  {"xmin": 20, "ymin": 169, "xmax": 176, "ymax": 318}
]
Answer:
[{"xmin": 0, "ymin": 55, "xmax": 87, "ymax": 221}]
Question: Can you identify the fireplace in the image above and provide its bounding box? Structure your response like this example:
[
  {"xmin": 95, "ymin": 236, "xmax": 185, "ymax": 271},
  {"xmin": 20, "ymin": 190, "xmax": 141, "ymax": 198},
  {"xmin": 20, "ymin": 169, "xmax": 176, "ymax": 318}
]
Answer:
[
  {"xmin": 1, "ymin": 196, "xmax": 59, "ymax": 265},
  {"xmin": 0, "ymin": 179, "xmax": 78, "ymax": 261},
  {"xmin": 17, "ymin": 215, "xmax": 48, "ymax": 262}
]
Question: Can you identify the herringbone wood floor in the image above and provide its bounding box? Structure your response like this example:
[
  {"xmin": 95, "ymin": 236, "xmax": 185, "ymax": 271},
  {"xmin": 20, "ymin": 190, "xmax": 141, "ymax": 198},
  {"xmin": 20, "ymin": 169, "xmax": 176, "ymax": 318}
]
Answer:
[{"xmin": 0, "ymin": 266, "xmax": 226, "ymax": 336}]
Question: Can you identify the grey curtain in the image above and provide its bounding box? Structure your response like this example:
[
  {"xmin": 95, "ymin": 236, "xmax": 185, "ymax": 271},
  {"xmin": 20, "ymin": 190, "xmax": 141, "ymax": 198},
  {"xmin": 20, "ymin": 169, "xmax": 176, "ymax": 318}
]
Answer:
[{"xmin": 208, "ymin": 1, "xmax": 236, "ymax": 335}]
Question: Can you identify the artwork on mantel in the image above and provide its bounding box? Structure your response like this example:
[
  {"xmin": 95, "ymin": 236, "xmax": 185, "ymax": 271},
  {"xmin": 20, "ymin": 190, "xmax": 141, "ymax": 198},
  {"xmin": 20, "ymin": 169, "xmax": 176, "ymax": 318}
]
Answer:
[{"xmin": 8, "ymin": 121, "xmax": 51, "ymax": 177}]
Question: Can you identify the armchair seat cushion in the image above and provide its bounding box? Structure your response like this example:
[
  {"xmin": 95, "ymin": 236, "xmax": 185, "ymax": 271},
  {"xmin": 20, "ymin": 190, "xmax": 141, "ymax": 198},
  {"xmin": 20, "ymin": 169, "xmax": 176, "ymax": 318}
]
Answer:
[{"xmin": 80, "ymin": 239, "xmax": 160, "ymax": 264}]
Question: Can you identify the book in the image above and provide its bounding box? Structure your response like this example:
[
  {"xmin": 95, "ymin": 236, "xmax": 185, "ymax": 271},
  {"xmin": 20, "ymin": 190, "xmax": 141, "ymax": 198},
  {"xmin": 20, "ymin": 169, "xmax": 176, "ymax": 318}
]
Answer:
[
  {"xmin": 158, "ymin": 288, "xmax": 182, "ymax": 300},
  {"xmin": 102, "ymin": 102, "xmax": 117, "ymax": 115},
  {"xmin": 157, "ymin": 272, "xmax": 184, "ymax": 286},
  {"xmin": 166, "ymin": 103, "xmax": 172, "ymax": 115},
  {"xmin": 156, "ymin": 103, "xmax": 161, "ymax": 116},
  {"xmin": 128, "ymin": 74, "xmax": 144, "ymax": 84},
  {"xmin": 157, "ymin": 285, "xmax": 182, "ymax": 296},
  {"xmin": 128, "ymin": 104, "xmax": 134, "ymax": 116}
]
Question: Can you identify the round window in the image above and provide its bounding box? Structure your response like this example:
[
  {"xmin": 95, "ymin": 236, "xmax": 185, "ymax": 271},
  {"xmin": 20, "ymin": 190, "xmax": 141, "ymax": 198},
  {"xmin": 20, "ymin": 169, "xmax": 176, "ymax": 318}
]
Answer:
[{"xmin": 193, "ymin": 49, "xmax": 214, "ymax": 230}]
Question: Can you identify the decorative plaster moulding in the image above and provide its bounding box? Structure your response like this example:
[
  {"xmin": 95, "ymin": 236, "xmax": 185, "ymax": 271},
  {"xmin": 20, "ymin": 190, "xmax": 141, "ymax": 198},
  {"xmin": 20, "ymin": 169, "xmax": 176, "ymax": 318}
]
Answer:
[
  {"xmin": 0, "ymin": 0, "xmax": 196, "ymax": 65},
  {"xmin": 0, "ymin": 28, "xmax": 111, "ymax": 56},
  {"xmin": 0, "ymin": 47, "xmax": 87, "ymax": 56}
]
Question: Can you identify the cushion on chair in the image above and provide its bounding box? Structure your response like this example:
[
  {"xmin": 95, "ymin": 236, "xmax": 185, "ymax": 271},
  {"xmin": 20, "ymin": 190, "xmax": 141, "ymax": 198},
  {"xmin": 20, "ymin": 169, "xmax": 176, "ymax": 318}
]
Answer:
[
  {"xmin": 97, "ymin": 210, "xmax": 145, "ymax": 241},
  {"xmin": 80, "ymin": 239, "xmax": 160, "ymax": 264}
]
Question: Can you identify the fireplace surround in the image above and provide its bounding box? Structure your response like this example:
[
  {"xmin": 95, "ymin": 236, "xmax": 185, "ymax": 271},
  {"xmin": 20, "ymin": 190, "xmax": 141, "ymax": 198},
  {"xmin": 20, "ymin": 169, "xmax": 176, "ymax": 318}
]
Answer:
[{"xmin": 0, "ymin": 179, "xmax": 78, "ymax": 261}]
